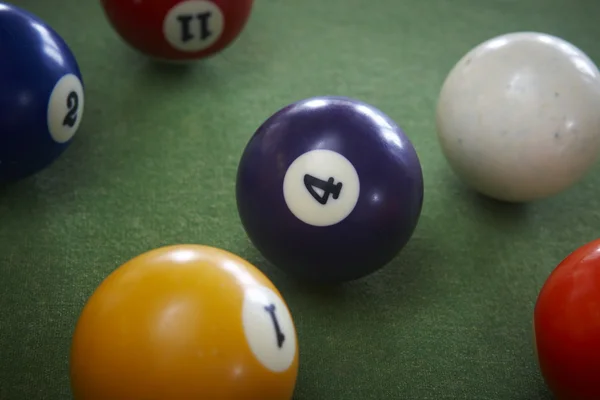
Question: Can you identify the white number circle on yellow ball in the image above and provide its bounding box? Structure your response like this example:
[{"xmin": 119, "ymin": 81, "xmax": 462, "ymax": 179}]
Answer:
[
  {"xmin": 47, "ymin": 73, "xmax": 84, "ymax": 144},
  {"xmin": 242, "ymin": 285, "xmax": 296, "ymax": 373},
  {"xmin": 283, "ymin": 149, "xmax": 360, "ymax": 227},
  {"xmin": 163, "ymin": 0, "xmax": 224, "ymax": 52}
]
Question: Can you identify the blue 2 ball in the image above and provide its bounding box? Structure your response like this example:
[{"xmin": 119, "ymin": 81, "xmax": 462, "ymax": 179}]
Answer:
[{"xmin": 0, "ymin": 3, "xmax": 84, "ymax": 183}]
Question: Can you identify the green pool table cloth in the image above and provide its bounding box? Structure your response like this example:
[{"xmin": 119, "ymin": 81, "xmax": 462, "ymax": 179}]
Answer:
[{"xmin": 2, "ymin": 0, "xmax": 600, "ymax": 399}]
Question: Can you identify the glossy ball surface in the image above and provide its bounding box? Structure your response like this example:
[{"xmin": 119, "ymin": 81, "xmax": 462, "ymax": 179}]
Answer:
[
  {"xmin": 70, "ymin": 245, "xmax": 299, "ymax": 400},
  {"xmin": 436, "ymin": 32, "xmax": 600, "ymax": 202},
  {"xmin": 534, "ymin": 238, "xmax": 600, "ymax": 400},
  {"xmin": 100, "ymin": 0, "xmax": 254, "ymax": 61},
  {"xmin": 236, "ymin": 96, "xmax": 424, "ymax": 283},
  {"xmin": 0, "ymin": 3, "xmax": 84, "ymax": 182}
]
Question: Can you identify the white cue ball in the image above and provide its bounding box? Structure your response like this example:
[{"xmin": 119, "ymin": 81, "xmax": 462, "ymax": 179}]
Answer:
[{"xmin": 436, "ymin": 31, "xmax": 600, "ymax": 202}]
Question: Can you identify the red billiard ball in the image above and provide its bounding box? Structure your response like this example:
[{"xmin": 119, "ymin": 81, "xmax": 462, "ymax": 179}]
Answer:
[
  {"xmin": 533, "ymin": 238, "xmax": 600, "ymax": 400},
  {"xmin": 100, "ymin": 0, "xmax": 254, "ymax": 61}
]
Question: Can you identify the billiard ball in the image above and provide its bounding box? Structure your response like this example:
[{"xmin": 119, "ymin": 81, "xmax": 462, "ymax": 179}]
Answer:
[
  {"xmin": 533, "ymin": 238, "xmax": 600, "ymax": 400},
  {"xmin": 436, "ymin": 31, "xmax": 600, "ymax": 202},
  {"xmin": 236, "ymin": 96, "xmax": 424, "ymax": 283},
  {"xmin": 100, "ymin": 0, "xmax": 254, "ymax": 61},
  {"xmin": 0, "ymin": 3, "xmax": 84, "ymax": 183},
  {"xmin": 69, "ymin": 245, "xmax": 299, "ymax": 400}
]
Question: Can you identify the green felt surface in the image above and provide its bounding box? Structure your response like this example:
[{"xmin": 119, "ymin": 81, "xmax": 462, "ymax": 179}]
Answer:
[{"xmin": 2, "ymin": 0, "xmax": 600, "ymax": 399}]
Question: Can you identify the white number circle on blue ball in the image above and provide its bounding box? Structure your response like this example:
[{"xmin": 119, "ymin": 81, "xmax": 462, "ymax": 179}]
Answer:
[
  {"xmin": 47, "ymin": 73, "xmax": 84, "ymax": 144},
  {"xmin": 283, "ymin": 149, "xmax": 360, "ymax": 227}
]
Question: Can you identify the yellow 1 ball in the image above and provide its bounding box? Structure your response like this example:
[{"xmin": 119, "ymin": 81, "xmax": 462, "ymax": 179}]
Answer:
[{"xmin": 69, "ymin": 244, "xmax": 299, "ymax": 400}]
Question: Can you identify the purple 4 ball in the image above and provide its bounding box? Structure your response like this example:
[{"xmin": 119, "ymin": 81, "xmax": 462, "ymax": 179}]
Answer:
[{"xmin": 236, "ymin": 96, "xmax": 424, "ymax": 283}]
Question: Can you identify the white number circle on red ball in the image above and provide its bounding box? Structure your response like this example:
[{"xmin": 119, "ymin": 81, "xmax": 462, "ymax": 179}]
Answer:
[
  {"xmin": 242, "ymin": 285, "xmax": 297, "ymax": 373},
  {"xmin": 163, "ymin": 0, "xmax": 224, "ymax": 52},
  {"xmin": 283, "ymin": 149, "xmax": 361, "ymax": 227},
  {"xmin": 47, "ymin": 73, "xmax": 85, "ymax": 144}
]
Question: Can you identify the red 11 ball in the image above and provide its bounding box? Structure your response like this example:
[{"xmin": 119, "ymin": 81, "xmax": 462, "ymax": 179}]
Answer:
[
  {"xmin": 99, "ymin": 0, "xmax": 254, "ymax": 61},
  {"xmin": 533, "ymin": 238, "xmax": 600, "ymax": 400}
]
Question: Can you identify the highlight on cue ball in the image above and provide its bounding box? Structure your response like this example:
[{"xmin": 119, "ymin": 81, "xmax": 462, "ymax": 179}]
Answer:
[
  {"xmin": 0, "ymin": 2, "xmax": 85, "ymax": 183},
  {"xmin": 99, "ymin": 0, "xmax": 255, "ymax": 62},
  {"xmin": 436, "ymin": 31, "xmax": 600, "ymax": 203},
  {"xmin": 69, "ymin": 244, "xmax": 299, "ymax": 400}
]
